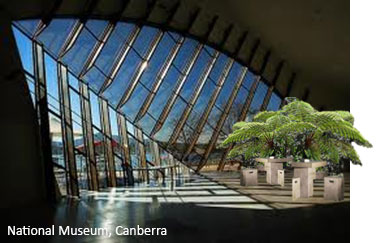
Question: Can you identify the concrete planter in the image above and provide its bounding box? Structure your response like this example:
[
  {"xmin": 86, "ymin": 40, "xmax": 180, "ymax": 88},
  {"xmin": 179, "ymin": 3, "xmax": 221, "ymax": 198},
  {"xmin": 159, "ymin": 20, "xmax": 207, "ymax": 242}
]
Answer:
[
  {"xmin": 240, "ymin": 168, "xmax": 258, "ymax": 186},
  {"xmin": 324, "ymin": 175, "xmax": 344, "ymax": 201}
]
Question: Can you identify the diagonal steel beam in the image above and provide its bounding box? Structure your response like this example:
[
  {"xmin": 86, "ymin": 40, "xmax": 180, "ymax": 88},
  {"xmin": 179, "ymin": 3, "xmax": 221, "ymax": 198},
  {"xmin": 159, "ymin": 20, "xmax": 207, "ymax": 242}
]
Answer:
[
  {"xmin": 285, "ymin": 72, "xmax": 296, "ymax": 97},
  {"xmin": 196, "ymin": 67, "xmax": 248, "ymax": 171},
  {"xmin": 150, "ymin": 43, "xmax": 204, "ymax": 135},
  {"xmin": 98, "ymin": 25, "xmax": 141, "ymax": 94},
  {"xmin": 79, "ymin": 82, "xmax": 99, "ymax": 191},
  {"xmin": 116, "ymin": 30, "xmax": 164, "ymax": 108},
  {"xmin": 57, "ymin": 63, "xmax": 80, "ymax": 197},
  {"xmin": 117, "ymin": 113, "xmax": 134, "ymax": 185},
  {"xmin": 58, "ymin": 20, "xmax": 85, "ymax": 59},
  {"xmin": 217, "ymin": 76, "xmax": 261, "ymax": 171},
  {"xmin": 260, "ymin": 61, "xmax": 285, "ymax": 111},
  {"xmin": 182, "ymin": 59, "xmax": 235, "ymax": 159},
  {"xmin": 167, "ymin": 51, "xmax": 220, "ymax": 146},
  {"xmin": 133, "ymin": 36, "xmax": 185, "ymax": 122}
]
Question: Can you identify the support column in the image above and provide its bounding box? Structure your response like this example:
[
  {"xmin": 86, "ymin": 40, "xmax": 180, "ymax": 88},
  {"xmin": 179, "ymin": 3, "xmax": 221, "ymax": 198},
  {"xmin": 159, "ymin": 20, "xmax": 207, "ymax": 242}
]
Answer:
[
  {"xmin": 79, "ymin": 82, "xmax": 99, "ymax": 191},
  {"xmin": 118, "ymin": 114, "xmax": 134, "ymax": 185},
  {"xmin": 135, "ymin": 127, "xmax": 148, "ymax": 182},
  {"xmin": 100, "ymin": 99, "xmax": 117, "ymax": 187},
  {"xmin": 58, "ymin": 63, "xmax": 79, "ymax": 197}
]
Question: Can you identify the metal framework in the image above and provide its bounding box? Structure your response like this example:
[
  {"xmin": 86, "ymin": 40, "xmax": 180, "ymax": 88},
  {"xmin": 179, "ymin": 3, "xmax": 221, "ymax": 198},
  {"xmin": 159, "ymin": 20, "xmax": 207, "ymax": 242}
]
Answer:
[
  {"xmin": 150, "ymin": 43, "xmax": 204, "ymax": 135},
  {"xmin": 33, "ymin": 42, "xmax": 57, "ymax": 201},
  {"xmin": 79, "ymin": 82, "xmax": 99, "ymax": 190},
  {"xmin": 117, "ymin": 113, "xmax": 134, "ymax": 185},
  {"xmin": 57, "ymin": 63, "xmax": 79, "ymax": 197},
  {"xmin": 196, "ymin": 67, "xmax": 248, "ymax": 171},
  {"xmin": 100, "ymin": 99, "xmax": 117, "ymax": 187}
]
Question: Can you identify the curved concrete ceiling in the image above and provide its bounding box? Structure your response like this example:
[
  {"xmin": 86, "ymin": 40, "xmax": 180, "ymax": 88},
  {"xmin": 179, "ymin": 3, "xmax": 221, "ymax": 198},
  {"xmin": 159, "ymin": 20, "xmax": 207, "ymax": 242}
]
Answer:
[{"xmin": 0, "ymin": 0, "xmax": 349, "ymax": 110}]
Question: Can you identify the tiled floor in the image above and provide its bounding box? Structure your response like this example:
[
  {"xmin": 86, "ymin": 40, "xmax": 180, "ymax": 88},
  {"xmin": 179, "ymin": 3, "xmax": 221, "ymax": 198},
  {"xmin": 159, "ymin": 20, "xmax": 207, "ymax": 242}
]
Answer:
[{"xmin": 1, "ymin": 172, "xmax": 350, "ymax": 242}]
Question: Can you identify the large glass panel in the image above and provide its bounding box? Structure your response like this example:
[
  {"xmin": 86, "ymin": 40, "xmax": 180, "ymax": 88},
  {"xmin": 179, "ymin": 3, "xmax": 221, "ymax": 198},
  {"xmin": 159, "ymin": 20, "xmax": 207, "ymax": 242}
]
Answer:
[
  {"xmin": 15, "ymin": 20, "xmax": 40, "ymax": 36},
  {"xmin": 249, "ymin": 81, "xmax": 268, "ymax": 114},
  {"xmin": 85, "ymin": 20, "xmax": 108, "ymax": 39},
  {"xmin": 128, "ymin": 134, "xmax": 139, "ymax": 168},
  {"xmin": 37, "ymin": 19, "xmax": 77, "ymax": 57},
  {"xmin": 76, "ymin": 150, "xmax": 88, "ymax": 190},
  {"xmin": 209, "ymin": 53, "xmax": 229, "ymax": 82},
  {"xmin": 222, "ymin": 86, "xmax": 248, "ymax": 134},
  {"xmin": 179, "ymin": 49, "xmax": 212, "ymax": 101},
  {"xmin": 139, "ymin": 33, "xmax": 176, "ymax": 87},
  {"xmin": 214, "ymin": 62, "xmax": 243, "ymax": 110},
  {"xmin": 89, "ymin": 90, "xmax": 101, "ymax": 128},
  {"xmin": 103, "ymin": 48, "xmax": 142, "ymax": 106},
  {"xmin": 93, "ymin": 128, "xmax": 107, "ymax": 188},
  {"xmin": 120, "ymin": 84, "xmax": 150, "ymax": 121},
  {"xmin": 62, "ymin": 28, "xmax": 97, "ymax": 75},
  {"xmin": 147, "ymin": 67, "xmax": 180, "ymax": 119},
  {"xmin": 207, "ymin": 106, "xmax": 222, "ymax": 129},
  {"xmin": 197, "ymin": 123, "xmax": 214, "ymax": 146},
  {"xmin": 132, "ymin": 26, "xmax": 159, "ymax": 56},
  {"xmin": 109, "ymin": 107, "xmax": 122, "ymax": 155},
  {"xmin": 12, "ymin": 27, "xmax": 34, "ymax": 75},
  {"xmin": 173, "ymin": 38, "xmax": 198, "ymax": 72},
  {"xmin": 154, "ymin": 98, "xmax": 186, "ymax": 143},
  {"xmin": 267, "ymin": 92, "xmax": 282, "ymax": 111},
  {"xmin": 243, "ymin": 70, "xmax": 257, "ymax": 90},
  {"xmin": 143, "ymin": 134, "xmax": 154, "ymax": 163},
  {"xmin": 137, "ymin": 113, "xmax": 156, "ymax": 135},
  {"xmin": 45, "ymin": 54, "xmax": 61, "ymax": 114}
]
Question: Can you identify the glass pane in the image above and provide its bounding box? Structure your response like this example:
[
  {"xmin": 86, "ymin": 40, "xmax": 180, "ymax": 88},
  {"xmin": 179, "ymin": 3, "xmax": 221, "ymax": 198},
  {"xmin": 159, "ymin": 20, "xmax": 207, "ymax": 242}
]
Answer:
[
  {"xmin": 82, "ymin": 66, "xmax": 107, "ymax": 92},
  {"xmin": 173, "ymin": 38, "xmax": 198, "ymax": 72},
  {"xmin": 85, "ymin": 20, "xmax": 108, "ymax": 39},
  {"xmin": 76, "ymin": 151, "xmax": 88, "ymax": 190},
  {"xmin": 132, "ymin": 26, "xmax": 159, "ymax": 57},
  {"xmin": 139, "ymin": 33, "xmax": 176, "ymax": 87},
  {"xmin": 12, "ymin": 27, "xmax": 34, "ymax": 75},
  {"xmin": 207, "ymin": 106, "xmax": 222, "ymax": 129},
  {"xmin": 214, "ymin": 62, "xmax": 243, "ymax": 110},
  {"xmin": 143, "ymin": 135, "xmax": 153, "ymax": 163},
  {"xmin": 89, "ymin": 90, "xmax": 101, "ymax": 128},
  {"xmin": 93, "ymin": 128, "xmax": 107, "ymax": 188},
  {"xmin": 103, "ymin": 48, "xmax": 142, "ymax": 106},
  {"xmin": 137, "ymin": 113, "xmax": 156, "ymax": 135},
  {"xmin": 243, "ymin": 70, "xmax": 257, "ymax": 90},
  {"xmin": 38, "ymin": 19, "xmax": 77, "ymax": 57},
  {"xmin": 44, "ymin": 54, "xmax": 61, "ymax": 114},
  {"xmin": 153, "ymin": 98, "xmax": 186, "ymax": 143},
  {"xmin": 62, "ymin": 28, "xmax": 97, "ymax": 75},
  {"xmin": 15, "ymin": 19, "xmax": 40, "ymax": 36},
  {"xmin": 128, "ymin": 135, "xmax": 139, "ymax": 167},
  {"xmin": 109, "ymin": 107, "xmax": 122, "ymax": 155},
  {"xmin": 197, "ymin": 123, "xmax": 213, "ymax": 145},
  {"xmin": 179, "ymin": 49, "xmax": 212, "ymax": 101},
  {"xmin": 209, "ymin": 53, "xmax": 229, "ymax": 82},
  {"xmin": 267, "ymin": 92, "xmax": 282, "ymax": 111},
  {"xmin": 250, "ymin": 81, "xmax": 268, "ymax": 114},
  {"xmin": 121, "ymin": 83, "xmax": 150, "ymax": 121},
  {"xmin": 91, "ymin": 22, "xmax": 135, "ymax": 75},
  {"xmin": 49, "ymin": 113, "xmax": 65, "ymax": 168},
  {"xmin": 147, "ymin": 67, "xmax": 180, "ymax": 119},
  {"xmin": 68, "ymin": 72, "xmax": 80, "ymax": 91}
]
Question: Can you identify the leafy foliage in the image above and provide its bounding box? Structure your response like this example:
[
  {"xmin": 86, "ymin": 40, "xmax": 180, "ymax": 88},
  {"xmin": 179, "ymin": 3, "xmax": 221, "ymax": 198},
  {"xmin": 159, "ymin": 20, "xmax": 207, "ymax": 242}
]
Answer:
[{"xmin": 222, "ymin": 98, "xmax": 372, "ymax": 166}]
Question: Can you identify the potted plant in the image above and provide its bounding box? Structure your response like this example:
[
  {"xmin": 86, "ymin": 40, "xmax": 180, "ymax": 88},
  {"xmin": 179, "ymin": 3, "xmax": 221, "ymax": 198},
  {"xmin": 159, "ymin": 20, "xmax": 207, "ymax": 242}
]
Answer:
[{"xmin": 222, "ymin": 98, "xmax": 372, "ymax": 173}]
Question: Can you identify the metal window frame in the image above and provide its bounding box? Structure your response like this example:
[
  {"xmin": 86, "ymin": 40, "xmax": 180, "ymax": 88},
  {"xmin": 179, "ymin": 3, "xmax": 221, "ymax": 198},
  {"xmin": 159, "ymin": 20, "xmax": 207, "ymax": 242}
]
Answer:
[
  {"xmin": 217, "ymin": 76, "xmax": 261, "ymax": 171},
  {"xmin": 99, "ymin": 99, "xmax": 117, "ymax": 187},
  {"xmin": 167, "ymin": 51, "xmax": 220, "ymax": 146},
  {"xmin": 117, "ymin": 113, "xmax": 134, "ymax": 185},
  {"xmin": 135, "ymin": 127, "xmax": 149, "ymax": 182},
  {"xmin": 133, "ymin": 36, "xmax": 185, "ymax": 122},
  {"xmin": 33, "ymin": 42, "xmax": 58, "ymax": 201},
  {"xmin": 117, "ymin": 30, "xmax": 164, "ymax": 108},
  {"xmin": 196, "ymin": 67, "xmax": 248, "ymax": 171},
  {"xmin": 57, "ymin": 62, "xmax": 80, "ymax": 197},
  {"xmin": 79, "ymin": 82, "xmax": 99, "ymax": 190},
  {"xmin": 183, "ymin": 58, "xmax": 235, "ymax": 159},
  {"xmin": 150, "ymin": 42, "xmax": 204, "ymax": 135}
]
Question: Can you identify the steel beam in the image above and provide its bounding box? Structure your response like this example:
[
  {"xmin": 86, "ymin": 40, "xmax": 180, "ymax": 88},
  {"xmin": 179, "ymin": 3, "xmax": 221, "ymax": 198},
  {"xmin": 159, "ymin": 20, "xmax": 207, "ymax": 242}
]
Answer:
[
  {"xmin": 79, "ymin": 82, "xmax": 99, "ymax": 191},
  {"xmin": 79, "ymin": 22, "xmax": 115, "ymax": 78},
  {"xmin": 99, "ymin": 99, "xmax": 117, "ymax": 187},
  {"xmin": 117, "ymin": 30, "xmax": 164, "ymax": 108},
  {"xmin": 57, "ymin": 63, "xmax": 79, "ymax": 197},
  {"xmin": 99, "ymin": 25, "xmax": 141, "ymax": 94},
  {"xmin": 234, "ymin": 31, "xmax": 249, "ymax": 56},
  {"xmin": 167, "ymin": 51, "xmax": 220, "ymax": 145},
  {"xmin": 217, "ymin": 76, "xmax": 261, "ymax": 171},
  {"xmin": 58, "ymin": 20, "xmax": 85, "ymax": 59},
  {"xmin": 117, "ymin": 113, "xmax": 134, "ymax": 185},
  {"xmin": 302, "ymin": 88, "xmax": 310, "ymax": 101},
  {"xmin": 259, "ymin": 50, "xmax": 271, "ymax": 75},
  {"xmin": 183, "ymin": 59, "xmax": 235, "ymax": 159},
  {"xmin": 260, "ymin": 61, "xmax": 284, "ymax": 111},
  {"xmin": 285, "ymin": 72, "xmax": 296, "ymax": 97},
  {"xmin": 196, "ymin": 67, "xmax": 248, "ymax": 171},
  {"xmin": 134, "ymin": 36, "xmax": 184, "ymax": 122},
  {"xmin": 135, "ymin": 127, "xmax": 149, "ymax": 182},
  {"xmin": 33, "ymin": 42, "xmax": 57, "ymax": 201},
  {"xmin": 150, "ymin": 43, "xmax": 204, "ymax": 135}
]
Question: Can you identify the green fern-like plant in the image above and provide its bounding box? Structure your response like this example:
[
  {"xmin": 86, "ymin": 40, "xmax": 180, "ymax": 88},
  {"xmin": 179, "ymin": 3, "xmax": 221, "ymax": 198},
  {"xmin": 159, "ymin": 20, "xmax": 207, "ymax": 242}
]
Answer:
[{"xmin": 222, "ymin": 98, "xmax": 372, "ymax": 166}]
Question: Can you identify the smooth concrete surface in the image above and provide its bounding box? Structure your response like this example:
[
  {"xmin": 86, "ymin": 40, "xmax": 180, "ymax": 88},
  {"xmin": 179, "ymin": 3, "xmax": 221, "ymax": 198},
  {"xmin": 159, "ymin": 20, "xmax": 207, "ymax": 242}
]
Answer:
[
  {"xmin": 278, "ymin": 170, "xmax": 285, "ymax": 187},
  {"xmin": 293, "ymin": 167, "xmax": 316, "ymax": 198},
  {"xmin": 0, "ymin": 173, "xmax": 350, "ymax": 242},
  {"xmin": 292, "ymin": 178, "xmax": 301, "ymax": 200},
  {"xmin": 240, "ymin": 169, "xmax": 258, "ymax": 186},
  {"xmin": 324, "ymin": 176, "xmax": 345, "ymax": 201},
  {"xmin": 265, "ymin": 162, "xmax": 283, "ymax": 185}
]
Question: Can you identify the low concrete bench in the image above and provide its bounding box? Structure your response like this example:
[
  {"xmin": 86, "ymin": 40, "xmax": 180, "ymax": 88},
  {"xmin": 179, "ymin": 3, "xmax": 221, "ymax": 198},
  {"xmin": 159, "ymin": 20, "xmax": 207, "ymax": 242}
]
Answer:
[{"xmin": 240, "ymin": 169, "xmax": 258, "ymax": 186}]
